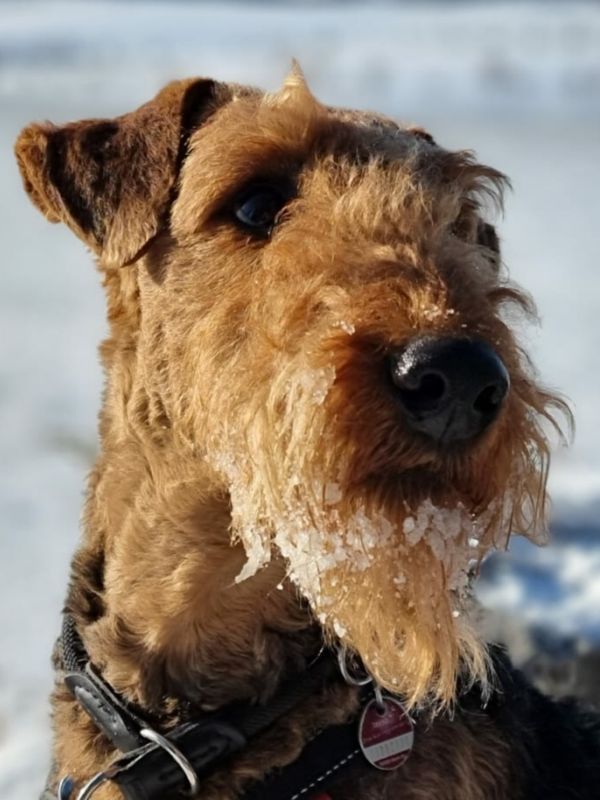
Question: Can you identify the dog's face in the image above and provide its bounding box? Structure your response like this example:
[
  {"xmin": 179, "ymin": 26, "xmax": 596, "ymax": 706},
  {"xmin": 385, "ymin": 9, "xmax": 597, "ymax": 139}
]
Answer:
[{"xmin": 16, "ymin": 68, "xmax": 568, "ymax": 706}]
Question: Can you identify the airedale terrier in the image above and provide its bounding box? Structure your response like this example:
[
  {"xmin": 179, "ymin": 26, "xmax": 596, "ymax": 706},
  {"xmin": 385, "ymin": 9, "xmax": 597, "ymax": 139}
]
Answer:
[{"xmin": 15, "ymin": 66, "xmax": 600, "ymax": 800}]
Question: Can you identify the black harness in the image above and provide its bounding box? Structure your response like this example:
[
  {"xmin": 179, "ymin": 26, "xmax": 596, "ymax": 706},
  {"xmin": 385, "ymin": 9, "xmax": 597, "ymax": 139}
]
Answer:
[{"xmin": 42, "ymin": 615, "xmax": 392, "ymax": 800}]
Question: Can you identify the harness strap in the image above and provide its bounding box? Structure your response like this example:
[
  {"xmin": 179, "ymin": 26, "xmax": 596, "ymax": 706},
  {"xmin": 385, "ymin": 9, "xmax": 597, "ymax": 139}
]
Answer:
[{"xmin": 241, "ymin": 719, "xmax": 361, "ymax": 800}]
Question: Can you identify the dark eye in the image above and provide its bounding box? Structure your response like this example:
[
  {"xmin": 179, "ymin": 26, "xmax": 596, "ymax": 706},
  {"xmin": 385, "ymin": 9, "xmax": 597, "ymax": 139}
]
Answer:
[{"xmin": 233, "ymin": 185, "xmax": 289, "ymax": 236}]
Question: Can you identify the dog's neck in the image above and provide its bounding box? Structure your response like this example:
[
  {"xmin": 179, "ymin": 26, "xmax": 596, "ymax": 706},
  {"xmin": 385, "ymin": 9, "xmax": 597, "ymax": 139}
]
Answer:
[{"xmin": 67, "ymin": 296, "xmax": 317, "ymax": 715}]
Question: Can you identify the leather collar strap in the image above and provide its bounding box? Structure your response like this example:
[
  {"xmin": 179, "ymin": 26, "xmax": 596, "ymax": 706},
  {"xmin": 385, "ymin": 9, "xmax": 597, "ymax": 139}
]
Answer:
[{"xmin": 49, "ymin": 615, "xmax": 373, "ymax": 800}]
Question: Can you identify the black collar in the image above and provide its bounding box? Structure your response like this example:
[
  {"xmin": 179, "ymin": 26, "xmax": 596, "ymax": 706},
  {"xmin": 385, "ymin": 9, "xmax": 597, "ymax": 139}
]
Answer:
[{"xmin": 47, "ymin": 614, "xmax": 378, "ymax": 800}]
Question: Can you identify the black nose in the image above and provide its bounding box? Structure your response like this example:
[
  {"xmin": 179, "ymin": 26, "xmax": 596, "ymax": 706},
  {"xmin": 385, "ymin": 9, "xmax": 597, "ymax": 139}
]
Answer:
[{"xmin": 389, "ymin": 336, "xmax": 509, "ymax": 444}]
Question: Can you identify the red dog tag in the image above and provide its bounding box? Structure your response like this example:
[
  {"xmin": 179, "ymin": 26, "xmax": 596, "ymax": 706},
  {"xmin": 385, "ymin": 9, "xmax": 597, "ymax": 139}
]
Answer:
[{"xmin": 358, "ymin": 696, "xmax": 414, "ymax": 770}]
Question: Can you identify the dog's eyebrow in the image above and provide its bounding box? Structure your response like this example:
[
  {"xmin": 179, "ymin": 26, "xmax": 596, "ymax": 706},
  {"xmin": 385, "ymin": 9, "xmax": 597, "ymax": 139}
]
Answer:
[
  {"xmin": 175, "ymin": 152, "xmax": 303, "ymax": 235},
  {"xmin": 172, "ymin": 122, "xmax": 313, "ymax": 234}
]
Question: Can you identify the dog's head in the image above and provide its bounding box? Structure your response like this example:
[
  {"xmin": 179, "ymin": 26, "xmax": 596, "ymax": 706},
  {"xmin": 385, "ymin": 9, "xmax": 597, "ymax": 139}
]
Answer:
[{"xmin": 16, "ymin": 67, "xmax": 570, "ymax": 707}]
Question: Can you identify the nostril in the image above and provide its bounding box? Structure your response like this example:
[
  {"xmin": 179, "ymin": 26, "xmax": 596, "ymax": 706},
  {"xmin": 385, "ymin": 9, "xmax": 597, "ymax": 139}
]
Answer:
[
  {"xmin": 423, "ymin": 374, "xmax": 445, "ymax": 397},
  {"xmin": 473, "ymin": 381, "xmax": 508, "ymax": 415},
  {"xmin": 397, "ymin": 371, "xmax": 448, "ymax": 414}
]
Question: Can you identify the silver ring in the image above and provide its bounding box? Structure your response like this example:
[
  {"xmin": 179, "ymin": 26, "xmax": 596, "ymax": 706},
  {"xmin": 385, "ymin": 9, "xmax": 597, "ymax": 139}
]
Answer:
[
  {"xmin": 140, "ymin": 727, "xmax": 200, "ymax": 796},
  {"xmin": 57, "ymin": 776, "xmax": 74, "ymax": 800},
  {"xmin": 75, "ymin": 770, "xmax": 110, "ymax": 800},
  {"xmin": 373, "ymin": 683, "xmax": 386, "ymax": 712},
  {"xmin": 337, "ymin": 646, "xmax": 373, "ymax": 687}
]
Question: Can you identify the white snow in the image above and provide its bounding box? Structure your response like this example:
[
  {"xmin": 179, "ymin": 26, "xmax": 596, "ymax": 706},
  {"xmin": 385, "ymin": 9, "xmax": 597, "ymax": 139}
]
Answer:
[
  {"xmin": 300, "ymin": 365, "xmax": 337, "ymax": 406},
  {"xmin": 324, "ymin": 482, "xmax": 343, "ymax": 505},
  {"xmin": 1, "ymin": 2, "xmax": 600, "ymax": 798},
  {"xmin": 273, "ymin": 501, "xmax": 396, "ymax": 608}
]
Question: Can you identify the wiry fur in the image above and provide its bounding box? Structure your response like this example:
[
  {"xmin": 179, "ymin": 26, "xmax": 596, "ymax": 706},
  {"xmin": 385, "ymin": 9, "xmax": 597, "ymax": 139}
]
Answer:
[{"xmin": 16, "ymin": 69, "xmax": 598, "ymax": 800}]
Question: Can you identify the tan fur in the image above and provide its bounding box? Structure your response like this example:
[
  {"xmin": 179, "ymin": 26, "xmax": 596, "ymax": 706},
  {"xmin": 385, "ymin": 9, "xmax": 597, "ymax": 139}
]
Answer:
[{"xmin": 15, "ymin": 69, "xmax": 570, "ymax": 798}]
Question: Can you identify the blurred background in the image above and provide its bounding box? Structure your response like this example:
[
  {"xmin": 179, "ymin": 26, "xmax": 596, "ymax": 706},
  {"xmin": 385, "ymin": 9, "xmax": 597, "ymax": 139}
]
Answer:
[{"xmin": 1, "ymin": 1, "xmax": 599, "ymax": 797}]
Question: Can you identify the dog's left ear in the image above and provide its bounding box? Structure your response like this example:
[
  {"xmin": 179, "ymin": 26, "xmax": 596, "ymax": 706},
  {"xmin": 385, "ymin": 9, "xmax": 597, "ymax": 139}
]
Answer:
[
  {"xmin": 15, "ymin": 78, "xmax": 229, "ymax": 268},
  {"xmin": 477, "ymin": 221, "xmax": 501, "ymax": 268}
]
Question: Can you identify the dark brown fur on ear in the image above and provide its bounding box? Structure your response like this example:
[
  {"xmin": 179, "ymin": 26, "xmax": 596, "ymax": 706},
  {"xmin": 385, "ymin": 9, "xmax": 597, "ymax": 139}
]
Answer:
[
  {"xmin": 477, "ymin": 220, "xmax": 501, "ymax": 268},
  {"xmin": 406, "ymin": 126, "xmax": 436, "ymax": 145},
  {"xmin": 15, "ymin": 78, "xmax": 230, "ymax": 268},
  {"xmin": 477, "ymin": 220, "xmax": 500, "ymax": 253}
]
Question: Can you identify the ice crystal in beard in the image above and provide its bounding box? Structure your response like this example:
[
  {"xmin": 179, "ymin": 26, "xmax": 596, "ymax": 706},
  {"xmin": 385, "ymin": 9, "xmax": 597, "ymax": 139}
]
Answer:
[
  {"xmin": 299, "ymin": 365, "xmax": 336, "ymax": 406},
  {"xmin": 324, "ymin": 482, "xmax": 343, "ymax": 505},
  {"xmin": 333, "ymin": 319, "xmax": 356, "ymax": 335},
  {"xmin": 210, "ymin": 448, "xmax": 271, "ymax": 581},
  {"xmin": 403, "ymin": 500, "xmax": 468, "ymax": 591},
  {"xmin": 235, "ymin": 526, "xmax": 272, "ymax": 583},
  {"xmin": 272, "ymin": 499, "xmax": 396, "ymax": 609},
  {"xmin": 400, "ymin": 499, "xmax": 505, "ymax": 596}
]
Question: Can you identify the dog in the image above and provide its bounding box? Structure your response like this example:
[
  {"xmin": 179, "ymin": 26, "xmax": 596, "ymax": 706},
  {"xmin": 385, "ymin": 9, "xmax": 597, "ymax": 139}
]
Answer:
[{"xmin": 15, "ymin": 65, "xmax": 600, "ymax": 800}]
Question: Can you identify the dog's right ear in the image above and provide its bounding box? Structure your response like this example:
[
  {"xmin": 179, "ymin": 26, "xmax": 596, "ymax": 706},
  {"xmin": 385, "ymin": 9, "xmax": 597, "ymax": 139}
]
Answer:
[{"xmin": 15, "ymin": 78, "xmax": 230, "ymax": 269}]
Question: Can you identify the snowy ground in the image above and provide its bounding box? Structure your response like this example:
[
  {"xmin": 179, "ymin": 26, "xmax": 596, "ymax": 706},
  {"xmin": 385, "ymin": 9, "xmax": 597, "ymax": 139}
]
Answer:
[{"xmin": 1, "ymin": 2, "xmax": 599, "ymax": 797}]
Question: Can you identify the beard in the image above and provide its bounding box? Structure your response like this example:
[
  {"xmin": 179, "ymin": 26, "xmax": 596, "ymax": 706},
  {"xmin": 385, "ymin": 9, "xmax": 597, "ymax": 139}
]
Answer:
[{"xmin": 270, "ymin": 488, "xmax": 510, "ymax": 708}]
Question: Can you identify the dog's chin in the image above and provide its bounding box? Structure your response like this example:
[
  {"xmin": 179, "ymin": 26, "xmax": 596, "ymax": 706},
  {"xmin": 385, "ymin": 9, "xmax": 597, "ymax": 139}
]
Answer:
[
  {"xmin": 261, "ymin": 481, "xmax": 498, "ymax": 709},
  {"xmin": 301, "ymin": 518, "xmax": 489, "ymax": 709}
]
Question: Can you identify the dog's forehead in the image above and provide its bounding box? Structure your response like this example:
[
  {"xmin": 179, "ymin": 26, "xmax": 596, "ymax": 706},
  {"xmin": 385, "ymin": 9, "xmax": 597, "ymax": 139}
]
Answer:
[{"xmin": 219, "ymin": 86, "xmax": 424, "ymax": 160}]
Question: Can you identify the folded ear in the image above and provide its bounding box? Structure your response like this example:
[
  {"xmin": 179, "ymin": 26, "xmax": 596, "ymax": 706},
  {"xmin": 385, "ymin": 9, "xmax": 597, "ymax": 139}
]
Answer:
[
  {"xmin": 15, "ymin": 78, "xmax": 230, "ymax": 268},
  {"xmin": 477, "ymin": 221, "xmax": 501, "ymax": 269}
]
